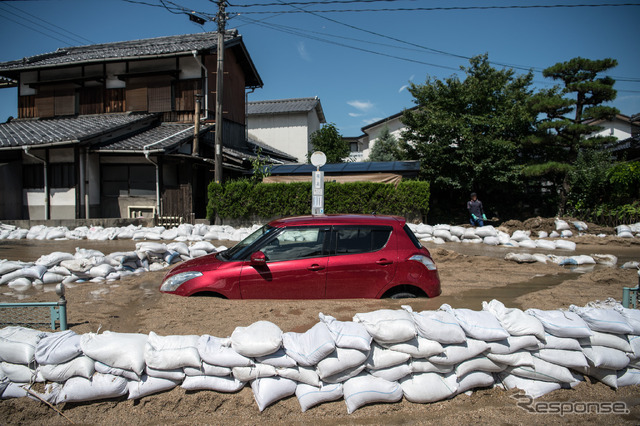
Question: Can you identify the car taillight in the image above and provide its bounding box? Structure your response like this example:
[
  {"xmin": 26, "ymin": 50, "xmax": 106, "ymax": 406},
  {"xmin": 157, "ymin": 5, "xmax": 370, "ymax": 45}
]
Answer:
[{"xmin": 409, "ymin": 254, "xmax": 437, "ymax": 270}]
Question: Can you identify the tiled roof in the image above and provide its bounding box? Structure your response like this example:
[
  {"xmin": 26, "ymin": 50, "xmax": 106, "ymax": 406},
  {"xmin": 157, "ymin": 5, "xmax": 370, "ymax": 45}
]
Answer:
[
  {"xmin": 96, "ymin": 123, "xmax": 211, "ymax": 152},
  {"xmin": 0, "ymin": 113, "xmax": 155, "ymax": 149},
  {"xmin": 0, "ymin": 32, "xmax": 235, "ymax": 72},
  {"xmin": 247, "ymin": 138, "xmax": 297, "ymax": 162},
  {"xmin": 269, "ymin": 161, "xmax": 421, "ymax": 175},
  {"xmin": 248, "ymin": 97, "xmax": 326, "ymax": 122}
]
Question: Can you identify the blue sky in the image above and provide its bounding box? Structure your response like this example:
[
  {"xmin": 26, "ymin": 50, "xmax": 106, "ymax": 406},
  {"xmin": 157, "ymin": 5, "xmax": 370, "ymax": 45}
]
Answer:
[{"xmin": 0, "ymin": 0, "xmax": 638, "ymax": 137}]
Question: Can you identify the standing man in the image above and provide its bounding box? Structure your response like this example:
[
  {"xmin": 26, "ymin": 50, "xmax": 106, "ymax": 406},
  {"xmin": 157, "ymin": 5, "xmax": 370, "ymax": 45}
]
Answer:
[{"xmin": 467, "ymin": 192, "xmax": 487, "ymax": 227}]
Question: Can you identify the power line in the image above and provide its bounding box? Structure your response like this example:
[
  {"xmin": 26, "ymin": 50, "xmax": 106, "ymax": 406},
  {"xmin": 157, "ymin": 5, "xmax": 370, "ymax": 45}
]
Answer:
[
  {"xmin": 235, "ymin": 3, "xmax": 640, "ymax": 14},
  {"xmin": 0, "ymin": 13, "xmax": 75, "ymax": 46},
  {"xmin": 232, "ymin": 0, "xmax": 418, "ymax": 7},
  {"xmin": 0, "ymin": 2, "xmax": 95, "ymax": 46}
]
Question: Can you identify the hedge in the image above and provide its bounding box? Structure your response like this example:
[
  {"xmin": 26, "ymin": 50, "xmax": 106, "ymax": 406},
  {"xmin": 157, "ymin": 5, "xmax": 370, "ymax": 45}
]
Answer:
[{"xmin": 207, "ymin": 180, "xmax": 430, "ymax": 222}]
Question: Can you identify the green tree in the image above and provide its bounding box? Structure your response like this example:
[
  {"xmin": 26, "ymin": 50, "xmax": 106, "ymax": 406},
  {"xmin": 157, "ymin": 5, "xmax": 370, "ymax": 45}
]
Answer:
[
  {"xmin": 525, "ymin": 57, "xmax": 619, "ymax": 214},
  {"xmin": 250, "ymin": 147, "xmax": 272, "ymax": 183},
  {"xmin": 401, "ymin": 54, "xmax": 536, "ymax": 219},
  {"xmin": 368, "ymin": 126, "xmax": 401, "ymax": 162},
  {"xmin": 308, "ymin": 123, "xmax": 350, "ymax": 163}
]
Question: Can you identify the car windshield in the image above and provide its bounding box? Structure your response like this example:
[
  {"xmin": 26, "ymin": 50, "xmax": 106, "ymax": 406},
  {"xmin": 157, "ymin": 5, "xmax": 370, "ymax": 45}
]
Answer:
[{"xmin": 218, "ymin": 224, "xmax": 277, "ymax": 261}]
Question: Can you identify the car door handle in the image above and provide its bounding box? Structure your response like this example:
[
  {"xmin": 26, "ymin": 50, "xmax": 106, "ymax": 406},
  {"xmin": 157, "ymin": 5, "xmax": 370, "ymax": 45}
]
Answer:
[
  {"xmin": 376, "ymin": 259, "xmax": 393, "ymax": 265},
  {"xmin": 307, "ymin": 264, "xmax": 325, "ymax": 271}
]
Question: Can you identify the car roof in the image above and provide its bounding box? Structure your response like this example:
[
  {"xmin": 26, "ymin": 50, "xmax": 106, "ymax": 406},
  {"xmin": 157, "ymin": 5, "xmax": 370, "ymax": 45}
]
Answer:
[{"xmin": 267, "ymin": 214, "xmax": 406, "ymax": 228}]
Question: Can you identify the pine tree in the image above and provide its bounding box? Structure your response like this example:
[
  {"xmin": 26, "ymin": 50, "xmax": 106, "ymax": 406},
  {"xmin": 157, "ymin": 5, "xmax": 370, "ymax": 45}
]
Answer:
[{"xmin": 368, "ymin": 126, "xmax": 400, "ymax": 162}]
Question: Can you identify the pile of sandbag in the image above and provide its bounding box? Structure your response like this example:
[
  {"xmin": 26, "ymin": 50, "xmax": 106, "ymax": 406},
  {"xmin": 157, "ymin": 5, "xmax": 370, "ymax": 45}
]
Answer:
[
  {"xmin": 2, "ymin": 299, "xmax": 639, "ymax": 412},
  {"xmin": 0, "ymin": 241, "xmax": 224, "ymax": 292},
  {"xmin": 407, "ymin": 224, "xmax": 579, "ymax": 251},
  {"xmin": 0, "ymin": 223, "xmax": 259, "ymax": 243},
  {"xmin": 505, "ymin": 252, "xmax": 619, "ymax": 268},
  {"xmin": 616, "ymin": 224, "xmax": 640, "ymax": 239}
]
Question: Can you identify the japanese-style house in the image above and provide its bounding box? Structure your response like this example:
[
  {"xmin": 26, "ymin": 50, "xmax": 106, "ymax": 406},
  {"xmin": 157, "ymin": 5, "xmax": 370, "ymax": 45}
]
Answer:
[{"xmin": 0, "ymin": 31, "xmax": 294, "ymax": 222}]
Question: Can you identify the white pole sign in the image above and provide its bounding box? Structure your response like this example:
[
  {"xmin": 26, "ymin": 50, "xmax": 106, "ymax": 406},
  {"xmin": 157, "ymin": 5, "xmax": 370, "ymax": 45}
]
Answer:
[{"xmin": 310, "ymin": 151, "xmax": 327, "ymax": 216}]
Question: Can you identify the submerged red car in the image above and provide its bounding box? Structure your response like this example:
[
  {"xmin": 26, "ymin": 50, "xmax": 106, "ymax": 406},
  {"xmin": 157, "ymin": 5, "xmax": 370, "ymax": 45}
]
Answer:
[{"xmin": 160, "ymin": 214, "xmax": 441, "ymax": 299}]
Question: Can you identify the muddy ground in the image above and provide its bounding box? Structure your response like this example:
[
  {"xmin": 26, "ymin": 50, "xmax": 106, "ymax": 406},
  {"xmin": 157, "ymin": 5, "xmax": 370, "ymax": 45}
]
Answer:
[{"xmin": 0, "ymin": 228, "xmax": 639, "ymax": 425}]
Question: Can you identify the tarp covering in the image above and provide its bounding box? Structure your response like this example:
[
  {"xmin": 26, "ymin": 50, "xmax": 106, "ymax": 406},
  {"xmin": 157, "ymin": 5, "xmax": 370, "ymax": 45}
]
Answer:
[{"xmin": 262, "ymin": 173, "xmax": 402, "ymax": 185}]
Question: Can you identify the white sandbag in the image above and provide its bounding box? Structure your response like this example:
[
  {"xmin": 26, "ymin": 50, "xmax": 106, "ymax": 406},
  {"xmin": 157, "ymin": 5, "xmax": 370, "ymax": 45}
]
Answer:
[
  {"xmin": 181, "ymin": 375, "xmax": 245, "ymax": 394},
  {"xmin": 127, "ymin": 374, "xmax": 179, "ymax": 400},
  {"xmin": 586, "ymin": 366, "xmax": 618, "ymax": 388},
  {"xmin": 231, "ymin": 321, "xmax": 283, "ymax": 358},
  {"xmin": 368, "ymin": 362, "xmax": 412, "ymax": 382},
  {"xmin": 482, "ymin": 300, "xmax": 546, "ymax": 340},
  {"xmin": 525, "ymin": 309, "xmax": 593, "ymax": 338},
  {"xmin": 282, "ymin": 322, "xmax": 336, "ymax": 367},
  {"xmin": 383, "ymin": 336, "xmax": 443, "ymax": 359},
  {"xmin": 615, "ymin": 306, "xmax": 640, "ymax": 335},
  {"xmin": 554, "ymin": 219, "xmax": 570, "ymax": 231},
  {"xmin": 276, "ymin": 366, "xmax": 321, "ymax": 387},
  {"xmin": 144, "ymin": 332, "xmax": 200, "ymax": 370},
  {"xmin": 35, "ymin": 252, "xmax": 75, "ymax": 267},
  {"xmin": 579, "ymin": 330, "xmax": 632, "ymax": 352},
  {"xmin": 561, "ymin": 230, "xmax": 573, "ymax": 238},
  {"xmin": 482, "ymin": 236, "xmax": 500, "ymax": 246},
  {"xmin": 408, "ymin": 307, "xmax": 467, "ymax": 344},
  {"xmin": 95, "ymin": 362, "xmax": 140, "ymax": 381},
  {"xmin": 410, "ymin": 359, "xmax": 453, "ymax": 374},
  {"xmin": 582, "ymin": 345, "xmax": 630, "ymax": 370},
  {"xmin": 144, "ymin": 366, "xmax": 185, "ymax": 383},
  {"xmin": 188, "ymin": 249, "xmax": 207, "ymax": 258},
  {"xmin": 41, "ymin": 272, "xmax": 67, "ymax": 284},
  {"xmin": 455, "ymin": 356, "xmax": 506, "ymax": 377},
  {"xmin": 498, "ymin": 372, "xmax": 561, "ymax": 399},
  {"xmin": 319, "ymin": 313, "xmax": 372, "ymax": 351},
  {"xmin": 232, "ymin": 364, "xmax": 277, "ymax": 382},
  {"xmin": 317, "ymin": 347, "xmax": 369, "ymax": 379},
  {"xmin": 511, "ymin": 230, "xmax": 531, "ymax": 242},
  {"xmin": 555, "ymin": 240, "xmax": 576, "ymax": 251},
  {"xmin": 569, "ymin": 305, "xmax": 633, "ymax": 334},
  {"xmin": 532, "ymin": 349, "xmax": 588, "ymax": 371},
  {"xmin": 252, "ymin": 349, "xmax": 295, "ymax": 369},
  {"xmin": 456, "ymin": 370, "xmax": 495, "ymax": 394},
  {"xmin": 0, "ymin": 260, "xmax": 23, "ymax": 275},
  {"xmin": 0, "ymin": 326, "xmax": 46, "ymax": 364},
  {"xmin": 353, "ymin": 309, "xmax": 416, "ymax": 345},
  {"xmin": 1, "ymin": 382, "xmax": 29, "ymax": 399},
  {"xmin": 1, "ymin": 362, "xmax": 41, "ymax": 383},
  {"xmin": 251, "ymin": 376, "xmax": 297, "ymax": 412},
  {"xmin": 448, "ymin": 226, "xmax": 464, "ymax": 237},
  {"xmin": 475, "ymin": 225, "xmax": 497, "ymax": 238},
  {"xmin": 618, "ymin": 231, "xmax": 634, "ymax": 238},
  {"xmin": 7, "ymin": 278, "xmax": 33, "ymax": 291},
  {"xmin": 535, "ymin": 239, "xmax": 556, "ymax": 250},
  {"xmin": 80, "ymin": 331, "xmax": 148, "ymax": 375},
  {"xmin": 433, "ymin": 229, "xmax": 451, "ymax": 240},
  {"xmin": 323, "ymin": 364, "xmax": 367, "ymax": 384},
  {"xmin": 57, "ymin": 373, "xmax": 128, "ymax": 403},
  {"xmin": 506, "ymin": 356, "xmax": 575, "ymax": 383},
  {"xmin": 616, "ymin": 368, "xmax": 640, "ymax": 387},
  {"xmin": 591, "ymin": 254, "xmax": 618, "ymax": 266},
  {"xmin": 343, "ymin": 374, "xmax": 403, "ymax": 414},
  {"xmin": 441, "ymin": 304, "xmax": 509, "ymax": 341},
  {"xmin": 504, "ymin": 252, "xmax": 538, "ymax": 264},
  {"xmin": 428, "ymin": 339, "xmax": 489, "ymax": 365},
  {"xmin": 183, "ymin": 362, "xmax": 231, "ymax": 377},
  {"xmin": 296, "ymin": 383, "xmax": 343, "ymax": 412},
  {"xmin": 160, "ymin": 229, "xmax": 179, "ymax": 240},
  {"xmin": 190, "ymin": 241, "xmax": 215, "ymax": 252},
  {"xmin": 0, "ymin": 265, "xmax": 47, "ymax": 284},
  {"xmin": 39, "ymin": 356, "xmax": 95, "ymax": 382},
  {"xmin": 365, "ymin": 343, "xmax": 410, "ymax": 370},
  {"xmin": 399, "ymin": 372, "xmax": 458, "ymax": 403},
  {"xmin": 416, "ymin": 224, "xmax": 433, "ymax": 235},
  {"xmin": 167, "ymin": 242, "xmax": 190, "ymax": 257},
  {"xmin": 487, "ymin": 350, "xmax": 534, "ymax": 367},
  {"xmin": 518, "ymin": 239, "xmax": 537, "ymax": 249},
  {"xmin": 462, "ymin": 228, "xmax": 481, "ymax": 240},
  {"xmin": 89, "ymin": 264, "xmax": 115, "ymax": 278},
  {"xmin": 538, "ymin": 334, "xmax": 582, "ymax": 351},
  {"xmin": 136, "ymin": 242, "xmax": 167, "ymax": 254},
  {"xmin": 538, "ymin": 231, "xmax": 549, "ymax": 238}
]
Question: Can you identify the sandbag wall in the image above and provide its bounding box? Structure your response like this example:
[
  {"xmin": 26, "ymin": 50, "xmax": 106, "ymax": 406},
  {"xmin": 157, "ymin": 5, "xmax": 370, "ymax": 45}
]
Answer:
[
  {"xmin": 1, "ymin": 300, "xmax": 639, "ymax": 413},
  {"xmin": 0, "ymin": 241, "xmax": 227, "ymax": 292}
]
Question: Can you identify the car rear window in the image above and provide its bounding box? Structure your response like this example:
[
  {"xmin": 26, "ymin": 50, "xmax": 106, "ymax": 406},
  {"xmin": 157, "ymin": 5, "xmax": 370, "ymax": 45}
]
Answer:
[
  {"xmin": 403, "ymin": 224, "xmax": 422, "ymax": 248},
  {"xmin": 333, "ymin": 226, "xmax": 392, "ymax": 255}
]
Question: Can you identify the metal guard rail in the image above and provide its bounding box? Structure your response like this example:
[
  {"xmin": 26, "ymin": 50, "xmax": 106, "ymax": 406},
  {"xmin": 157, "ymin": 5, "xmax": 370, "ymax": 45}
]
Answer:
[
  {"xmin": 0, "ymin": 284, "xmax": 67, "ymax": 330},
  {"xmin": 622, "ymin": 269, "xmax": 640, "ymax": 309}
]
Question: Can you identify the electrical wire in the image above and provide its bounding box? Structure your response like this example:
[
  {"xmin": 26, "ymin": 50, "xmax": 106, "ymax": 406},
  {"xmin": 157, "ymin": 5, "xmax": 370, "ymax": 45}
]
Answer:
[{"xmin": 0, "ymin": 13, "xmax": 75, "ymax": 46}]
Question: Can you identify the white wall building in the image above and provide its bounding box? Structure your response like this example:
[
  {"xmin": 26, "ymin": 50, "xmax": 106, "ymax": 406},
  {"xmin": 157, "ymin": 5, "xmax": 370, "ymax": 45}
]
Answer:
[
  {"xmin": 247, "ymin": 97, "xmax": 326, "ymax": 163},
  {"xmin": 587, "ymin": 114, "xmax": 639, "ymax": 141}
]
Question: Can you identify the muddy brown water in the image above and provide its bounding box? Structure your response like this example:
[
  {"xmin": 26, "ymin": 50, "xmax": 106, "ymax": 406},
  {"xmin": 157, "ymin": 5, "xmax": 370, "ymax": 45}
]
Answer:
[{"xmin": 0, "ymin": 238, "xmax": 635, "ymax": 307}]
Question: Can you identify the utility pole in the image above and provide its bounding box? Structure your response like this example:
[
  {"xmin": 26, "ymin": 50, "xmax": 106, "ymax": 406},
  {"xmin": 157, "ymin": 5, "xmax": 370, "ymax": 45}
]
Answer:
[{"xmin": 214, "ymin": 0, "xmax": 227, "ymax": 184}]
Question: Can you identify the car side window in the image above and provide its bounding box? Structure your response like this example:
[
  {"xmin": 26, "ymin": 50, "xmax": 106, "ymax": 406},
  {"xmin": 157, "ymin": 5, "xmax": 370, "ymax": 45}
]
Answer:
[
  {"xmin": 332, "ymin": 226, "xmax": 392, "ymax": 255},
  {"xmin": 259, "ymin": 227, "xmax": 327, "ymax": 262}
]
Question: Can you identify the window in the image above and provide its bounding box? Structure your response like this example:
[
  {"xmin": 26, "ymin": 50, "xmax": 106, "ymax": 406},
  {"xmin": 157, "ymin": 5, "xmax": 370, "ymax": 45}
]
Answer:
[
  {"xmin": 403, "ymin": 224, "xmax": 422, "ymax": 249},
  {"xmin": 101, "ymin": 164, "xmax": 155, "ymax": 197},
  {"xmin": 333, "ymin": 226, "xmax": 392, "ymax": 255},
  {"xmin": 23, "ymin": 164, "xmax": 44, "ymax": 189},
  {"xmin": 260, "ymin": 227, "xmax": 327, "ymax": 262},
  {"xmin": 50, "ymin": 163, "xmax": 76, "ymax": 188}
]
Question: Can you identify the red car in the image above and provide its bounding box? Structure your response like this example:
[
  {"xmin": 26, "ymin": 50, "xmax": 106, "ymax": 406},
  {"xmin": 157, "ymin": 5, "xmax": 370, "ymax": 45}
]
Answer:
[{"xmin": 160, "ymin": 214, "xmax": 441, "ymax": 299}]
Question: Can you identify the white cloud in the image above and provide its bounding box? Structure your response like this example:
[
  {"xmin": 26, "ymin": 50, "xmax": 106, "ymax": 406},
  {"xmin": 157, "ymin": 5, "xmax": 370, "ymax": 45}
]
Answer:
[
  {"xmin": 349, "ymin": 112, "xmax": 363, "ymax": 117},
  {"xmin": 297, "ymin": 41, "xmax": 311, "ymax": 62},
  {"xmin": 363, "ymin": 117, "xmax": 383, "ymax": 125},
  {"xmin": 398, "ymin": 75, "xmax": 415, "ymax": 93},
  {"xmin": 347, "ymin": 100, "xmax": 374, "ymax": 112}
]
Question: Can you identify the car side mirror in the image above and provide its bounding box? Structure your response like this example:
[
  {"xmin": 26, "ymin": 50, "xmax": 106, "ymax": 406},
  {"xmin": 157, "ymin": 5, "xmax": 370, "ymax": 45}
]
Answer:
[{"xmin": 250, "ymin": 251, "xmax": 267, "ymax": 266}]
